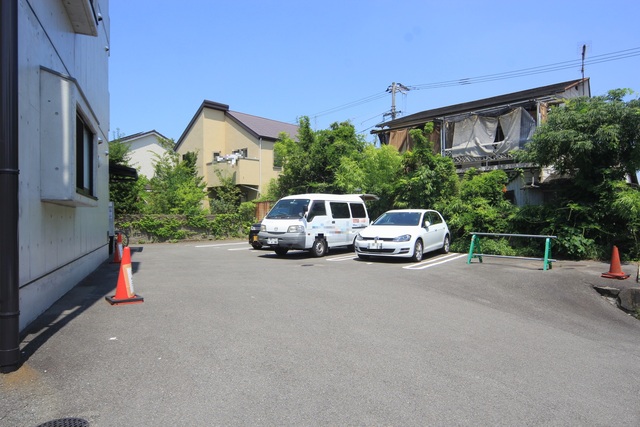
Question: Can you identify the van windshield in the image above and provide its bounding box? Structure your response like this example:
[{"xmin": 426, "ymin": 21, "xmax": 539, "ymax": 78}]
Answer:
[{"xmin": 266, "ymin": 199, "xmax": 310, "ymax": 219}]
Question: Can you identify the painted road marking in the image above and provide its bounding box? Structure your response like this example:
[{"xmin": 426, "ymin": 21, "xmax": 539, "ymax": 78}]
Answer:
[
  {"xmin": 326, "ymin": 254, "xmax": 357, "ymax": 262},
  {"xmin": 195, "ymin": 242, "xmax": 247, "ymax": 248},
  {"xmin": 403, "ymin": 253, "xmax": 467, "ymax": 270}
]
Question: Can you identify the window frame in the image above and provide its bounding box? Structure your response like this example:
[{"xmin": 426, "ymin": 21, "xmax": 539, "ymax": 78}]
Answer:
[
  {"xmin": 329, "ymin": 202, "xmax": 351, "ymax": 219},
  {"xmin": 76, "ymin": 111, "xmax": 95, "ymax": 197}
]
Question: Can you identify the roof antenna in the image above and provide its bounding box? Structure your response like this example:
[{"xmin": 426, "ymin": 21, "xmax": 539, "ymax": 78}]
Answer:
[
  {"xmin": 581, "ymin": 44, "xmax": 586, "ymax": 81},
  {"xmin": 577, "ymin": 41, "xmax": 591, "ymax": 80}
]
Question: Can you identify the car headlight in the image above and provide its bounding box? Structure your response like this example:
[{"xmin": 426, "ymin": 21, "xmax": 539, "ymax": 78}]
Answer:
[
  {"xmin": 393, "ymin": 234, "xmax": 411, "ymax": 242},
  {"xmin": 355, "ymin": 233, "xmax": 363, "ymax": 241},
  {"xmin": 260, "ymin": 224, "xmax": 266, "ymax": 232},
  {"xmin": 287, "ymin": 225, "xmax": 304, "ymax": 233}
]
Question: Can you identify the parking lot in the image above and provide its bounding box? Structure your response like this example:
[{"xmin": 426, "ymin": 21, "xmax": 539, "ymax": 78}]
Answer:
[{"xmin": 2, "ymin": 241, "xmax": 640, "ymax": 426}]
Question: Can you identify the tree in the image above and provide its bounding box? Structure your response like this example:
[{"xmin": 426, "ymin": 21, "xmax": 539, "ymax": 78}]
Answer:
[
  {"xmin": 524, "ymin": 89, "xmax": 640, "ymax": 193},
  {"xmin": 209, "ymin": 170, "xmax": 243, "ymax": 214},
  {"xmin": 519, "ymin": 89, "xmax": 640, "ymax": 259},
  {"xmin": 335, "ymin": 143, "xmax": 402, "ymax": 217},
  {"xmin": 274, "ymin": 117, "xmax": 367, "ymax": 196},
  {"xmin": 108, "ymin": 133, "xmax": 146, "ymax": 214},
  {"xmin": 145, "ymin": 139, "xmax": 207, "ymax": 215},
  {"xmin": 394, "ymin": 123, "xmax": 459, "ymax": 210}
]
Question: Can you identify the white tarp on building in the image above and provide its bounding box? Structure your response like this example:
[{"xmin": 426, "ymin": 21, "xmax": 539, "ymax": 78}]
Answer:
[{"xmin": 450, "ymin": 107, "xmax": 536, "ymax": 157}]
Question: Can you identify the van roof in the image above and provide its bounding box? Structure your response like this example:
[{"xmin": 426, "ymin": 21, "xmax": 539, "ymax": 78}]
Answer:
[{"xmin": 280, "ymin": 193, "xmax": 379, "ymax": 202}]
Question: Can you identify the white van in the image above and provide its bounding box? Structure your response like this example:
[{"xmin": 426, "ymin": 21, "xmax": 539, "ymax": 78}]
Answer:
[{"xmin": 258, "ymin": 194, "xmax": 377, "ymax": 257}]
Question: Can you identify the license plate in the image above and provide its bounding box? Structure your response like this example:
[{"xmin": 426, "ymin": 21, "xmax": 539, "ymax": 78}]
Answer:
[
  {"xmin": 368, "ymin": 242, "xmax": 382, "ymax": 249},
  {"xmin": 267, "ymin": 238, "xmax": 278, "ymax": 245}
]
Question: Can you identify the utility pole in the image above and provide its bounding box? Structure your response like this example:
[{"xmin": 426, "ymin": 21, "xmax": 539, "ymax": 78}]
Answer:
[{"xmin": 384, "ymin": 82, "xmax": 410, "ymax": 121}]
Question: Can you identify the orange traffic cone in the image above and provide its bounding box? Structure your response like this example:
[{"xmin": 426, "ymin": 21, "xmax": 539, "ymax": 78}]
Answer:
[
  {"xmin": 105, "ymin": 247, "xmax": 144, "ymax": 305},
  {"xmin": 602, "ymin": 245, "xmax": 630, "ymax": 279},
  {"xmin": 110, "ymin": 233, "xmax": 123, "ymax": 264}
]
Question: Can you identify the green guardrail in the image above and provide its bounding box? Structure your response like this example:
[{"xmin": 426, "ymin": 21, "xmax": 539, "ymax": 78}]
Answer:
[{"xmin": 467, "ymin": 232, "xmax": 557, "ymax": 271}]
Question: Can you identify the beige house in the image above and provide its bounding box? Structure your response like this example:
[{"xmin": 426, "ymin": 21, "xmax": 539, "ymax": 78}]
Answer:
[
  {"xmin": 175, "ymin": 101, "xmax": 299, "ymax": 201},
  {"xmin": 118, "ymin": 130, "xmax": 169, "ymax": 179}
]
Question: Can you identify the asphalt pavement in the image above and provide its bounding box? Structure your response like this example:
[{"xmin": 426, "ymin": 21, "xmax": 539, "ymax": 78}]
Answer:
[{"xmin": 1, "ymin": 241, "xmax": 639, "ymax": 427}]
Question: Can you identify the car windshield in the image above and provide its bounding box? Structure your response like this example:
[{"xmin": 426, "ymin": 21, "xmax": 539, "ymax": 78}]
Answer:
[
  {"xmin": 373, "ymin": 212, "xmax": 421, "ymax": 226},
  {"xmin": 265, "ymin": 199, "xmax": 310, "ymax": 219}
]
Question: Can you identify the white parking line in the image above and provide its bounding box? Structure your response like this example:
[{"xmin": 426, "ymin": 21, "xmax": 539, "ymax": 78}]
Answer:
[
  {"xmin": 403, "ymin": 253, "xmax": 467, "ymax": 270},
  {"xmin": 195, "ymin": 242, "xmax": 247, "ymax": 248},
  {"xmin": 326, "ymin": 254, "xmax": 357, "ymax": 262},
  {"xmin": 229, "ymin": 247, "xmax": 253, "ymax": 251}
]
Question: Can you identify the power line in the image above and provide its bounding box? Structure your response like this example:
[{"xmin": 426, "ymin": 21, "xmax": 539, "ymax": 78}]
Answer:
[
  {"xmin": 309, "ymin": 46, "xmax": 640, "ymax": 122},
  {"xmin": 310, "ymin": 91, "xmax": 388, "ymax": 118},
  {"xmin": 410, "ymin": 47, "xmax": 640, "ymax": 90}
]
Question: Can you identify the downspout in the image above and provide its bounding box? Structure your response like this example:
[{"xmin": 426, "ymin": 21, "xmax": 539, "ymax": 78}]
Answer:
[
  {"xmin": 258, "ymin": 137, "xmax": 262, "ymax": 198},
  {"xmin": 439, "ymin": 118, "xmax": 446, "ymax": 156},
  {"xmin": 0, "ymin": 0, "xmax": 20, "ymax": 373}
]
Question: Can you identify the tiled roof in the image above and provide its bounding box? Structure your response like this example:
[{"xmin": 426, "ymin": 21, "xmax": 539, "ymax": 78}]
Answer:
[{"xmin": 227, "ymin": 110, "xmax": 299, "ymax": 141}]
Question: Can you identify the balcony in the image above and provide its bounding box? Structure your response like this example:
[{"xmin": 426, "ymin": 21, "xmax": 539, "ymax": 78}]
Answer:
[{"xmin": 206, "ymin": 157, "xmax": 260, "ymax": 187}]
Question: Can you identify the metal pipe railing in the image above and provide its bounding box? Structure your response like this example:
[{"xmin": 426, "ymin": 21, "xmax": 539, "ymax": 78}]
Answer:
[{"xmin": 467, "ymin": 232, "xmax": 557, "ymax": 271}]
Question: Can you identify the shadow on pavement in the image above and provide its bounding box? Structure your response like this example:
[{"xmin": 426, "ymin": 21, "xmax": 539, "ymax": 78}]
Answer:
[{"xmin": 18, "ymin": 248, "xmax": 143, "ymax": 364}]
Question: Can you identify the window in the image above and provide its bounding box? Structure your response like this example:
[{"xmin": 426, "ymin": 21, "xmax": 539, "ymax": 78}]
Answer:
[
  {"xmin": 76, "ymin": 113, "xmax": 94, "ymax": 196},
  {"xmin": 425, "ymin": 211, "xmax": 443, "ymax": 225},
  {"xmin": 329, "ymin": 202, "xmax": 350, "ymax": 219},
  {"xmin": 307, "ymin": 201, "xmax": 326, "ymax": 222},
  {"xmin": 266, "ymin": 198, "xmax": 310, "ymax": 219},
  {"xmin": 40, "ymin": 67, "xmax": 99, "ymax": 207},
  {"xmin": 233, "ymin": 148, "xmax": 248, "ymax": 158},
  {"xmin": 349, "ymin": 203, "xmax": 366, "ymax": 219}
]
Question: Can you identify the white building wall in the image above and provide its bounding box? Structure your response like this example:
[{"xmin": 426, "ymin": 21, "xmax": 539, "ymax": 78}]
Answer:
[
  {"xmin": 17, "ymin": 0, "xmax": 111, "ymax": 331},
  {"xmin": 126, "ymin": 133, "xmax": 169, "ymax": 179}
]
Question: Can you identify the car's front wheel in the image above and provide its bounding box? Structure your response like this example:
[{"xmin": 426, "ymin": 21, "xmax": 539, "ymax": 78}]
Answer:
[
  {"xmin": 411, "ymin": 239, "xmax": 423, "ymax": 262},
  {"xmin": 310, "ymin": 238, "xmax": 327, "ymax": 257}
]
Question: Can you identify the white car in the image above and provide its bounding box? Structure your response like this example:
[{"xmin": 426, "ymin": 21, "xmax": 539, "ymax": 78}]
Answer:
[{"xmin": 354, "ymin": 209, "xmax": 450, "ymax": 262}]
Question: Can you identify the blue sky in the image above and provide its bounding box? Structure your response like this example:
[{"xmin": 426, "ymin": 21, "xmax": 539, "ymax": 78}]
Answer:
[{"xmin": 109, "ymin": 0, "xmax": 640, "ymax": 143}]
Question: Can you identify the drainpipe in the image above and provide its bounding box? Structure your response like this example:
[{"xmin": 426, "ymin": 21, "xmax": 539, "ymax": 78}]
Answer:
[
  {"xmin": 258, "ymin": 137, "xmax": 262, "ymax": 197},
  {"xmin": 0, "ymin": 0, "xmax": 20, "ymax": 373}
]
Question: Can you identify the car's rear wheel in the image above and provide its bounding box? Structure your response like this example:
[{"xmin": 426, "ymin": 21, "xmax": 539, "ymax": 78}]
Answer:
[
  {"xmin": 411, "ymin": 239, "xmax": 423, "ymax": 262},
  {"xmin": 310, "ymin": 238, "xmax": 327, "ymax": 257},
  {"xmin": 440, "ymin": 235, "xmax": 450, "ymax": 254},
  {"xmin": 274, "ymin": 247, "xmax": 289, "ymax": 256}
]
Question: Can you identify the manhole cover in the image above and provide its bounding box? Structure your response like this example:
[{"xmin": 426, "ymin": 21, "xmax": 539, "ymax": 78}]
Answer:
[{"xmin": 36, "ymin": 418, "xmax": 89, "ymax": 427}]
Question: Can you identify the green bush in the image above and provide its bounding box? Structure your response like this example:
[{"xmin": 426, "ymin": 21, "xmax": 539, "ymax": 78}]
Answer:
[{"xmin": 117, "ymin": 213, "xmax": 253, "ymax": 243}]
